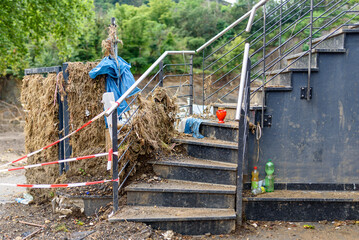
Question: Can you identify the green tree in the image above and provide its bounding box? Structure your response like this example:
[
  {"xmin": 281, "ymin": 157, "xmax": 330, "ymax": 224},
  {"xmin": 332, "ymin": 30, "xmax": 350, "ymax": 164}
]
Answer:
[{"xmin": 0, "ymin": 0, "xmax": 94, "ymax": 74}]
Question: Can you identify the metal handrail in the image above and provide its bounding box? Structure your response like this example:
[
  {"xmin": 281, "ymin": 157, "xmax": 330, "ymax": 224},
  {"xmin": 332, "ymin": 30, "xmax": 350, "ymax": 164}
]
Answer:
[
  {"xmin": 105, "ymin": 50, "xmax": 195, "ymax": 116},
  {"xmin": 196, "ymin": 0, "xmax": 269, "ymax": 52},
  {"xmin": 235, "ymin": 43, "xmax": 250, "ymax": 121},
  {"xmin": 105, "ymin": 0, "xmax": 270, "ymax": 116}
]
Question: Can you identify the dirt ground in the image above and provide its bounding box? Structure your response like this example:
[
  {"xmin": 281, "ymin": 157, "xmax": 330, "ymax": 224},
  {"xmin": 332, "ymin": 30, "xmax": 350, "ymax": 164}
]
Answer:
[{"xmin": 1, "ymin": 106, "xmax": 359, "ymax": 239}]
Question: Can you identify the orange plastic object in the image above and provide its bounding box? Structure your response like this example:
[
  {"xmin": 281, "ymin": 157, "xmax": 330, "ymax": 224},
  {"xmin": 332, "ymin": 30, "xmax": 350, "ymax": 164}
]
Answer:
[{"xmin": 216, "ymin": 107, "xmax": 227, "ymax": 123}]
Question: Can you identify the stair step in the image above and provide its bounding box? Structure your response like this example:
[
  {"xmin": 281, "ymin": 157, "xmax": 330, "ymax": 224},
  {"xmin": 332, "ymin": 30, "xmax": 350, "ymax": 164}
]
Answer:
[
  {"xmin": 200, "ymin": 121, "xmax": 238, "ymax": 142},
  {"xmin": 126, "ymin": 179, "xmax": 235, "ymax": 208},
  {"xmin": 150, "ymin": 156, "xmax": 237, "ymax": 185},
  {"xmin": 244, "ymin": 190, "xmax": 359, "ymax": 221},
  {"xmin": 312, "ymin": 30, "xmax": 345, "ymax": 49},
  {"xmin": 264, "ymin": 67, "xmax": 319, "ymax": 75},
  {"xmin": 286, "ymin": 48, "xmax": 346, "ymax": 61},
  {"xmin": 109, "ymin": 206, "xmax": 236, "ymax": 235},
  {"xmin": 257, "ymin": 71, "xmax": 292, "ymax": 88},
  {"xmin": 173, "ymin": 137, "xmax": 238, "ymax": 163}
]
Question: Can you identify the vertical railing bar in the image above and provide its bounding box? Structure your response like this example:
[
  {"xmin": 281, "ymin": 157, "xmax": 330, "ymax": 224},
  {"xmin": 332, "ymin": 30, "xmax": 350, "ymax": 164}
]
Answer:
[
  {"xmin": 189, "ymin": 55, "xmax": 194, "ymax": 115},
  {"xmin": 236, "ymin": 58, "xmax": 251, "ymax": 225},
  {"xmin": 57, "ymin": 68, "xmax": 65, "ymax": 175},
  {"xmin": 202, "ymin": 49, "xmax": 205, "ymax": 111},
  {"xmin": 112, "ymin": 110, "xmax": 119, "ymax": 213},
  {"xmin": 110, "ymin": 17, "xmax": 119, "ymax": 214},
  {"xmin": 62, "ymin": 63, "xmax": 71, "ymax": 172},
  {"xmin": 235, "ymin": 43, "xmax": 250, "ymax": 121},
  {"xmin": 159, "ymin": 61, "xmax": 164, "ymax": 87},
  {"xmin": 307, "ymin": 0, "xmax": 314, "ymax": 101},
  {"xmin": 261, "ymin": 5, "xmax": 266, "ymax": 128},
  {"xmin": 279, "ymin": 0, "xmax": 283, "ymax": 69}
]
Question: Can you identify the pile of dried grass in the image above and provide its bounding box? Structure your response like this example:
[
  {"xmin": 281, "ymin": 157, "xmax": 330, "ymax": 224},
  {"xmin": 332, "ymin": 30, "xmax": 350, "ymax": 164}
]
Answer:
[
  {"xmin": 116, "ymin": 88, "xmax": 178, "ymax": 180},
  {"xmin": 21, "ymin": 60, "xmax": 178, "ymax": 201},
  {"xmin": 21, "ymin": 73, "xmax": 59, "ymax": 202},
  {"xmin": 64, "ymin": 62, "xmax": 107, "ymax": 178}
]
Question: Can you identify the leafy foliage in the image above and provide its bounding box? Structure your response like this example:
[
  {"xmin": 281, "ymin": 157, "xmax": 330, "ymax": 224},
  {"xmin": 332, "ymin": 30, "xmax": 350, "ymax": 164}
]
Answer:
[
  {"xmin": 2, "ymin": 0, "xmax": 357, "ymax": 76},
  {"xmin": 0, "ymin": 0, "xmax": 94, "ymax": 74}
]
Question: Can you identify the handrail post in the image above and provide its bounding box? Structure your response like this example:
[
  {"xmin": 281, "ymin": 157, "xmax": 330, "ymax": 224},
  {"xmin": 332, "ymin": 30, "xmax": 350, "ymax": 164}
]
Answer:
[
  {"xmin": 202, "ymin": 49, "xmax": 205, "ymax": 111},
  {"xmin": 279, "ymin": 0, "xmax": 282, "ymax": 69},
  {"xmin": 236, "ymin": 58, "xmax": 251, "ymax": 225},
  {"xmin": 307, "ymin": 0, "xmax": 314, "ymax": 101},
  {"xmin": 159, "ymin": 60, "xmax": 164, "ymax": 87},
  {"xmin": 235, "ymin": 43, "xmax": 250, "ymax": 121},
  {"xmin": 57, "ymin": 67, "xmax": 65, "ymax": 175},
  {"xmin": 111, "ymin": 17, "xmax": 119, "ymax": 214},
  {"xmin": 112, "ymin": 110, "xmax": 119, "ymax": 213},
  {"xmin": 62, "ymin": 63, "xmax": 70, "ymax": 172},
  {"xmin": 261, "ymin": 5, "xmax": 266, "ymax": 128},
  {"xmin": 189, "ymin": 55, "xmax": 194, "ymax": 115}
]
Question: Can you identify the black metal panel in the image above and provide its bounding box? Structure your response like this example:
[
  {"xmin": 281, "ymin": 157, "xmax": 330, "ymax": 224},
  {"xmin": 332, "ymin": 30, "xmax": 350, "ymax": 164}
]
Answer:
[
  {"xmin": 244, "ymin": 183, "xmax": 359, "ymax": 191},
  {"xmin": 247, "ymin": 33, "xmax": 359, "ymax": 184},
  {"xmin": 244, "ymin": 199, "xmax": 359, "ymax": 221}
]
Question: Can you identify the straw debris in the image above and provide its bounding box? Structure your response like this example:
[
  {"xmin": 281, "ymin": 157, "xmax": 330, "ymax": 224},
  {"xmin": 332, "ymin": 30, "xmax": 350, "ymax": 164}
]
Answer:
[
  {"xmin": 21, "ymin": 73, "xmax": 60, "ymax": 202},
  {"xmin": 116, "ymin": 88, "xmax": 178, "ymax": 181},
  {"xmin": 64, "ymin": 62, "xmax": 107, "ymax": 178},
  {"xmin": 21, "ymin": 60, "xmax": 178, "ymax": 200}
]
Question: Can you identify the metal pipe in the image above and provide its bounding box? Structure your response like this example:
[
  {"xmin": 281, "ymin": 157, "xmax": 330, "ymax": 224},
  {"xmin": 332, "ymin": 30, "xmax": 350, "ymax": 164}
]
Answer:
[
  {"xmin": 246, "ymin": 0, "xmax": 269, "ymax": 32},
  {"xmin": 159, "ymin": 60, "xmax": 163, "ymax": 87},
  {"xmin": 106, "ymin": 51, "xmax": 195, "ymax": 116},
  {"xmin": 279, "ymin": 0, "xmax": 282, "ymax": 68},
  {"xmin": 261, "ymin": 5, "xmax": 266, "ymax": 128},
  {"xmin": 307, "ymin": 0, "xmax": 313, "ymax": 101},
  {"xmin": 206, "ymin": 0, "xmax": 293, "ymax": 60},
  {"xmin": 235, "ymin": 43, "xmax": 250, "ymax": 121},
  {"xmin": 189, "ymin": 55, "xmax": 194, "ymax": 115},
  {"xmin": 112, "ymin": 110, "xmax": 119, "ymax": 212}
]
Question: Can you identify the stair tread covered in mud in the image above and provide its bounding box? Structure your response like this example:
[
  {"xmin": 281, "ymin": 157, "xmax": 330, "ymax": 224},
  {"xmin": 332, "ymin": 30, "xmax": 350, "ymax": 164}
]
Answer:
[
  {"xmin": 150, "ymin": 155, "xmax": 237, "ymax": 170},
  {"xmin": 126, "ymin": 179, "xmax": 236, "ymax": 194}
]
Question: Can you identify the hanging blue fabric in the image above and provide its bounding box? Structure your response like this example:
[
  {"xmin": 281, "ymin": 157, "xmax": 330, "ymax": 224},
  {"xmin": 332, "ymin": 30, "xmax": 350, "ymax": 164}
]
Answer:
[
  {"xmin": 184, "ymin": 118, "xmax": 204, "ymax": 139},
  {"xmin": 89, "ymin": 56, "xmax": 141, "ymax": 118}
]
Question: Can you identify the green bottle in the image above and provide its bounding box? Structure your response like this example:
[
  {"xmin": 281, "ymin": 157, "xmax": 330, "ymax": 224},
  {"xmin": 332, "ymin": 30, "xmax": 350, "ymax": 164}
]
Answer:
[{"xmin": 265, "ymin": 159, "xmax": 274, "ymax": 192}]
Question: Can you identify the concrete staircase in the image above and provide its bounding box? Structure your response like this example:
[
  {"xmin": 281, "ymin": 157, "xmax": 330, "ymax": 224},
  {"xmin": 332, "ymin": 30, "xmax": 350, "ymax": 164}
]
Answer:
[
  {"xmin": 109, "ymin": 28, "xmax": 359, "ymax": 234},
  {"xmin": 109, "ymin": 121, "xmax": 239, "ymax": 235}
]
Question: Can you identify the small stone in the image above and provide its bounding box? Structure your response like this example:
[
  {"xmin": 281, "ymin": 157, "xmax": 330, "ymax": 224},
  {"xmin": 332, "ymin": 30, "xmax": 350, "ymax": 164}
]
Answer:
[
  {"xmin": 205, "ymin": 233, "xmax": 211, "ymax": 236},
  {"xmin": 89, "ymin": 222, "xmax": 94, "ymax": 226},
  {"xmin": 162, "ymin": 230, "xmax": 174, "ymax": 239},
  {"xmin": 45, "ymin": 219, "xmax": 51, "ymax": 224}
]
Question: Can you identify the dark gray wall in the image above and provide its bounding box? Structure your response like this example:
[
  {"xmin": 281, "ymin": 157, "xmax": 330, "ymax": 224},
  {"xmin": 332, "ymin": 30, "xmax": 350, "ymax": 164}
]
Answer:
[{"xmin": 247, "ymin": 33, "xmax": 359, "ymax": 184}]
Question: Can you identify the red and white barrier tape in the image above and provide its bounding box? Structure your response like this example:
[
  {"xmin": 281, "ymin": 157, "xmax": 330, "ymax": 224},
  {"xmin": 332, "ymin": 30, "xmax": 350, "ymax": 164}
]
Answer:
[
  {"xmin": 0, "ymin": 178, "xmax": 118, "ymax": 188},
  {"xmin": 0, "ymin": 151, "xmax": 118, "ymax": 173},
  {"xmin": 107, "ymin": 148, "xmax": 113, "ymax": 170},
  {"xmin": 0, "ymin": 110, "xmax": 108, "ymax": 168}
]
